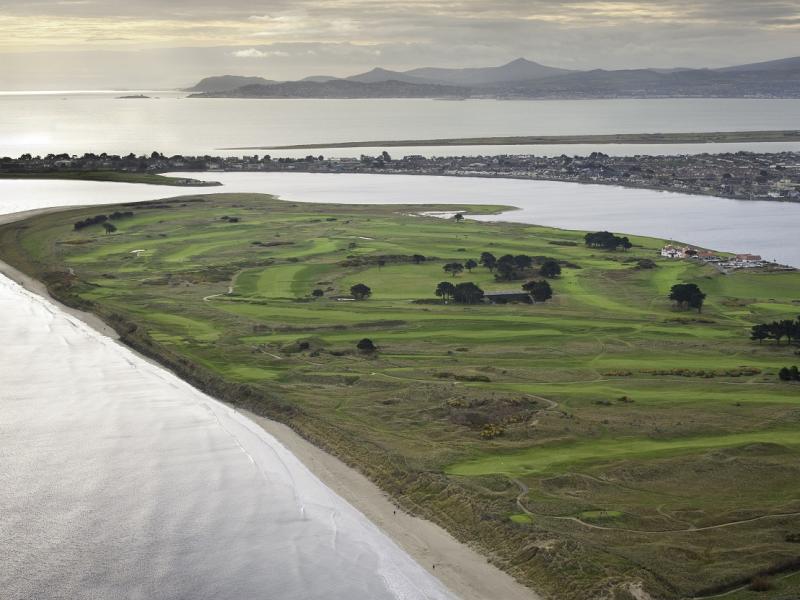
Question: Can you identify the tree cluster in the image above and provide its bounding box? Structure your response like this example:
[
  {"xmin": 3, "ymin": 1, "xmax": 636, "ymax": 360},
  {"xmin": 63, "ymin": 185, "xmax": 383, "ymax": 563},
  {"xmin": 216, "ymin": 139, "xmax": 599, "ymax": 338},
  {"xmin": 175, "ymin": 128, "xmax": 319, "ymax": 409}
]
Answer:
[
  {"xmin": 477, "ymin": 251, "xmax": 560, "ymax": 281},
  {"xmin": 779, "ymin": 366, "xmax": 800, "ymax": 381},
  {"xmin": 584, "ymin": 231, "xmax": 632, "ymax": 251},
  {"xmin": 74, "ymin": 211, "xmax": 134, "ymax": 231},
  {"xmin": 74, "ymin": 214, "xmax": 108, "ymax": 231},
  {"xmin": 668, "ymin": 283, "xmax": 706, "ymax": 312},
  {"xmin": 751, "ymin": 317, "xmax": 800, "ymax": 345},
  {"xmin": 435, "ymin": 281, "xmax": 484, "ymax": 304}
]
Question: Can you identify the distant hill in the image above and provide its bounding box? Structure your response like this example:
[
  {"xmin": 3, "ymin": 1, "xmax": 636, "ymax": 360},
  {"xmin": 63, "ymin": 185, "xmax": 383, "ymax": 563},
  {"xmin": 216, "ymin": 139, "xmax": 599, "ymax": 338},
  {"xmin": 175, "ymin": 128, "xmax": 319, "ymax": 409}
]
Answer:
[
  {"xmin": 504, "ymin": 61, "xmax": 800, "ymax": 98},
  {"xmin": 189, "ymin": 79, "xmax": 471, "ymax": 99},
  {"xmin": 346, "ymin": 67, "xmax": 436, "ymax": 84},
  {"xmin": 716, "ymin": 56, "xmax": 800, "ymax": 73},
  {"xmin": 186, "ymin": 55, "xmax": 800, "ymax": 99},
  {"xmin": 406, "ymin": 58, "xmax": 573, "ymax": 85},
  {"xmin": 185, "ymin": 75, "xmax": 276, "ymax": 93},
  {"xmin": 301, "ymin": 75, "xmax": 340, "ymax": 83}
]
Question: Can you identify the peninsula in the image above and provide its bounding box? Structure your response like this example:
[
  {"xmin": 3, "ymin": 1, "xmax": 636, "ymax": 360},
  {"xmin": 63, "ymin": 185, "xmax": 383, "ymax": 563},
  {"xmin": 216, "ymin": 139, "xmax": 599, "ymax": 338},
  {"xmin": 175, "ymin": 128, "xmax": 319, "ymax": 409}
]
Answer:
[
  {"xmin": 253, "ymin": 129, "xmax": 800, "ymax": 150},
  {"xmin": 2, "ymin": 193, "xmax": 799, "ymax": 599}
]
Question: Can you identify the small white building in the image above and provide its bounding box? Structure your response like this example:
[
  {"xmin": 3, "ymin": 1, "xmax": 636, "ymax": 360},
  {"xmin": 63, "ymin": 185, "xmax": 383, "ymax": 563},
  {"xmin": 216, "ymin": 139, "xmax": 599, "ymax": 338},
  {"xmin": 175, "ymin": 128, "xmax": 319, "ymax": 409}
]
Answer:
[{"xmin": 660, "ymin": 245, "xmax": 685, "ymax": 259}]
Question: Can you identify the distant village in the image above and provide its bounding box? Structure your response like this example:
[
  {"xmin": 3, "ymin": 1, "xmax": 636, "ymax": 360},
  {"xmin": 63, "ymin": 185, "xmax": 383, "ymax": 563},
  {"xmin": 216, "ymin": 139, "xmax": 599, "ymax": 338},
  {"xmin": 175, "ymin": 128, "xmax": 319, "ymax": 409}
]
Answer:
[{"xmin": 2, "ymin": 150, "xmax": 799, "ymax": 204}]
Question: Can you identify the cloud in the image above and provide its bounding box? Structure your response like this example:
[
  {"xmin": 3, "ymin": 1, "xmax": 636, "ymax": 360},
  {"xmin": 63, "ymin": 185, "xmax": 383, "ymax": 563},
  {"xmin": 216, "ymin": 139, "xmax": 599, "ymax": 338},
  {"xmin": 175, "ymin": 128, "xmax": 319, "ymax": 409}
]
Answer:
[
  {"xmin": 1, "ymin": 0, "xmax": 799, "ymax": 88},
  {"xmin": 231, "ymin": 47, "xmax": 294, "ymax": 59}
]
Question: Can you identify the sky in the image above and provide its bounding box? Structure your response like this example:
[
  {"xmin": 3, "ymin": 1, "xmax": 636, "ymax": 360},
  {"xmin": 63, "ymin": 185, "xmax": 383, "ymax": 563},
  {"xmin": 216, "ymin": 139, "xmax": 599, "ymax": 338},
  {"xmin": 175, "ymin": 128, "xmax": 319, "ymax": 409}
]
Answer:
[{"xmin": 0, "ymin": 0, "xmax": 798, "ymax": 89}]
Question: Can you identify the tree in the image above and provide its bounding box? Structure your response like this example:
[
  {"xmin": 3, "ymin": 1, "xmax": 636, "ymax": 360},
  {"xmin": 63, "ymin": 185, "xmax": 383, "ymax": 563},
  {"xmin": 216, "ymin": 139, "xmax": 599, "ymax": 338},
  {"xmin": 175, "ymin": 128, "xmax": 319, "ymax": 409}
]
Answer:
[
  {"xmin": 464, "ymin": 259, "xmax": 478, "ymax": 272},
  {"xmin": 312, "ymin": 288, "xmax": 324, "ymax": 298},
  {"xmin": 479, "ymin": 252, "xmax": 497, "ymax": 271},
  {"xmin": 777, "ymin": 319, "xmax": 796, "ymax": 345},
  {"xmin": 791, "ymin": 366, "xmax": 800, "ymax": 381},
  {"xmin": 495, "ymin": 255, "xmax": 517, "ymax": 281},
  {"xmin": 443, "ymin": 262, "xmax": 464, "ymax": 277},
  {"xmin": 412, "ymin": 254, "xmax": 426, "ymax": 264},
  {"xmin": 435, "ymin": 281, "xmax": 456, "ymax": 301},
  {"xmin": 584, "ymin": 231, "xmax": 628, "ymax": 251},
  {"xmin": 513, "ymin": 255, "xmax": 532, "ymax": 270},
  {"xmin": 357, "ymin": 338, "xmax": 376, "ymax": 352},
  {"xmin": 669, "ymin": 283, "xmax": 706, "ymax": 313},
  {"xmin": 748, "ymin": 317, "xmax": 800, "ymax": 346},
  {"xmin": 453, "ymin": 213, "xmax": 464, "ymax": 223},
  {"xmin": 381, "ymin": 150, "xmax": 392, "ymax": 162},
  {"xmin": 523, "ymin": 280, "xmax": 553, "ymax": 303},
  {"xmin": 452, "ymin": 282, "xmax": 484, "ymax": 304},
  {"xmin": 768, "ymin": 321, "xmax": 789, "ymax": 345},
  {"xmin": 750, "ymin": 323, "xmax": 770, "ymax": 343},
  {"xmin": 377, "ymin": 259, "xmax": 386, "ymax": 269},
  {"xmin": 779, "ymin": 367, "xmax": 792, "ymax": 381},
  {"xmin": 350, "ymin": 283, "xmax": 372, "ymax": 300},
  {"xmin": 540, "ymin": 260, "xmax": 561, "ymax": 278},
  {"xmin": 102, "ymin": 222, "xmax": 117, "ymax": 234}
]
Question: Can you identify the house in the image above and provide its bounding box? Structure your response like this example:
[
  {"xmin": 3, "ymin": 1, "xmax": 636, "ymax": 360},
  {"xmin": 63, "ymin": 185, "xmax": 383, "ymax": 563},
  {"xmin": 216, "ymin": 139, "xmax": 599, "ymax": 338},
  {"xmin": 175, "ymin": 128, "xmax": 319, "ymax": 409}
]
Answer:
[
  {"xmin": 660, "ymin": 245, "xmax": 685, "ymax": 258},
  {"xmin": 735, "ymin": 253, "xmax": 762, "ymax": 262},
  {"xmin": 696, "ymin": 250, "xmax": 721, "ymax": 262},
  {"xmin": 484, "ymin": 291, "xmax": 532, "ymax": 304}
]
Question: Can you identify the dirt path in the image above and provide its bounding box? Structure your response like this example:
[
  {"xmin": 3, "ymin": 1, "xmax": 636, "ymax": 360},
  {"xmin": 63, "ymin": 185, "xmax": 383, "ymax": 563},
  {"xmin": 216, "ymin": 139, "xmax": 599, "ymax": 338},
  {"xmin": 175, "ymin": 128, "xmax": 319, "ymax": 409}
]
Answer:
[{"xmin": 513, "ymin": 478, "xmax": 800, "ymax": 535}]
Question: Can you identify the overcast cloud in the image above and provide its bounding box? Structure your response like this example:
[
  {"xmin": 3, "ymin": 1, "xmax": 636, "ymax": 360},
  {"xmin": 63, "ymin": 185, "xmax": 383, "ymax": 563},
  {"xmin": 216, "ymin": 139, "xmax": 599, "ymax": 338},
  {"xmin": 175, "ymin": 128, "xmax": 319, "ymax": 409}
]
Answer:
[{"xmin": 0, "ymin": 0, "xmax": 798, "ymax": 89}]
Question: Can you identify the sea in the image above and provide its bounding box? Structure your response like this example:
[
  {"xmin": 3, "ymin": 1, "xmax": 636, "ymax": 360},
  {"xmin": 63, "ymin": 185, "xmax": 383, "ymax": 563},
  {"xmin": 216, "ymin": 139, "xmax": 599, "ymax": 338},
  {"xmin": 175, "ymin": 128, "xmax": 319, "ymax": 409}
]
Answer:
[{"xmin": 1, "ymin": 92, "xmax": 799, "ymax": 158}]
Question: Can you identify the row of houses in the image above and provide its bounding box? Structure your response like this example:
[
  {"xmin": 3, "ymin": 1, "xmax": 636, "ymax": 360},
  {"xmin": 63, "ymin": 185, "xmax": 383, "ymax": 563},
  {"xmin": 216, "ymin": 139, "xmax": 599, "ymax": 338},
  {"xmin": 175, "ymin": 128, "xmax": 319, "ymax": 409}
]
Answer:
[
  {"xmin": 660, "ymin": 245, "xmax": 768, "ymax": 270},
  {"xmin": 660, "ymin": 245, "xmax": 721, "ymax": 261}
]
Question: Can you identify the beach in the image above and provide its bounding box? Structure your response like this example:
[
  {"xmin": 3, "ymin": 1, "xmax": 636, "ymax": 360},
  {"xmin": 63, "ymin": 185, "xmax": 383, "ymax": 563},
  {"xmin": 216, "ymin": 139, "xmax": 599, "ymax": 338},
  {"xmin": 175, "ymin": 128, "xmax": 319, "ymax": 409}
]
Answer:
[{"xmin": 0, "ymin": 204, "xmax": 540, "ymax": 600}]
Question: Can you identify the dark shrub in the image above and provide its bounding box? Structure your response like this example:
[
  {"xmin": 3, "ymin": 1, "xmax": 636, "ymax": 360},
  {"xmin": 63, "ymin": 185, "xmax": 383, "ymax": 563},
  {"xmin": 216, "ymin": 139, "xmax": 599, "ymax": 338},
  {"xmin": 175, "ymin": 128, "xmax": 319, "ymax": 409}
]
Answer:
[{"xmin": 357, "ymin": 338, "xmax": 376, "ymax": 352}]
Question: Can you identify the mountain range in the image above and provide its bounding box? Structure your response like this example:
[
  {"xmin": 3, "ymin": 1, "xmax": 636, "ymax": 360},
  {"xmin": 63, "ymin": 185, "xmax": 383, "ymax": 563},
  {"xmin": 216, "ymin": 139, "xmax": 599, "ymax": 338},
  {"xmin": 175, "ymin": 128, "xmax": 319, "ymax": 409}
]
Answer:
[{"xmin": 187, "ymin": 56, "xmax": 800, "ymax": 99}]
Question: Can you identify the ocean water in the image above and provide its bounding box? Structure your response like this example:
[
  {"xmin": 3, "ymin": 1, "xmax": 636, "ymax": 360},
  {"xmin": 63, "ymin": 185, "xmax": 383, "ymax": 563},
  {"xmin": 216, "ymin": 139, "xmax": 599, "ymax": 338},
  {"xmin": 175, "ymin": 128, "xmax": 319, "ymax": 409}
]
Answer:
[{"xmin": 0, "ymin": 93, "xmax": 799, "ymax": 158}]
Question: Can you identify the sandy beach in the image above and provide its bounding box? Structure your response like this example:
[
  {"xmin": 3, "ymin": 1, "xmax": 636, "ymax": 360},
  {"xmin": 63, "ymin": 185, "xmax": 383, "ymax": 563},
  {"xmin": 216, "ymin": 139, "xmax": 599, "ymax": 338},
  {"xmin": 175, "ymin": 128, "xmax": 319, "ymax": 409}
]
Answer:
[{"xmin": 0, "ymin": 205, "xmax": 541, "ymax": 600}]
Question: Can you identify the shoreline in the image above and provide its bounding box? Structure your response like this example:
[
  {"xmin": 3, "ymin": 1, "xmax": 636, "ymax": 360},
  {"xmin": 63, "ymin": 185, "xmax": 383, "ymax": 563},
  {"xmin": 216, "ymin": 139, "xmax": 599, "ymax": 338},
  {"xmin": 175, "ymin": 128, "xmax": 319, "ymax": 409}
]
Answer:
[
  {"xmin": 227, "ymin": 129, "xmax": 800, "ymax": 150},
  {"xmin": 0, "ymin": 205, "xmax": 541, "ymax": 600}
]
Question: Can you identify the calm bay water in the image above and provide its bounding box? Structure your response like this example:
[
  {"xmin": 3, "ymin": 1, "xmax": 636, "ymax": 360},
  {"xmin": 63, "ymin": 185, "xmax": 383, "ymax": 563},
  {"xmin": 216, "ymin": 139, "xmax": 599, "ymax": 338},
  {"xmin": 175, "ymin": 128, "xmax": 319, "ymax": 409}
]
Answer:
[{"xmin": 1, "ymin": 92, "xmax": 799, "ymax": 158}]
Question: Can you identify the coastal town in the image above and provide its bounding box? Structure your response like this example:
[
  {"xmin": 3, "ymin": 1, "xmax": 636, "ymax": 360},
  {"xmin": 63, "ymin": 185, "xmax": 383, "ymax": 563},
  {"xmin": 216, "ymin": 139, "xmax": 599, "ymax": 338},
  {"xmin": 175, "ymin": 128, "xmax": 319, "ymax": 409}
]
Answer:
[{"xmin": 2, "ymin": 149, "xmax": 800, "ymax": 203}]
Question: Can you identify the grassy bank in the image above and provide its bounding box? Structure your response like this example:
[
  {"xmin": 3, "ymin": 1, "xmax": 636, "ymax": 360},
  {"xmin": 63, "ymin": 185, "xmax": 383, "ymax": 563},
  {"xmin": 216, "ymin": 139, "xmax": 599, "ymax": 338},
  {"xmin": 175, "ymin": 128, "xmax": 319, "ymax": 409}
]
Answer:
[
  {"xmin": 228, "ymin": 129, "xmax": 800, "ymax": 150},
  {"xmin": 2, "ymin": 193, "xmax": 800, "ymax": 599},
  {"xmin": 0, "ymin": 171, "xmax": 221, "ymax": 186}
]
